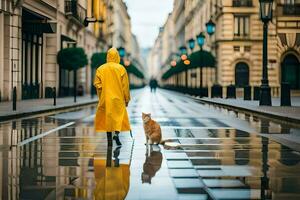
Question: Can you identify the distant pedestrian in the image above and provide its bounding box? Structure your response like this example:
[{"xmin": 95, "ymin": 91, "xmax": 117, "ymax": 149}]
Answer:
[
  {"xmin": 150, "ymin": 78, "xmax": 158, "ymax": 93},
  {"xmin": 94, "ymin": 48, "xmax": 131, "ymax": 147}
]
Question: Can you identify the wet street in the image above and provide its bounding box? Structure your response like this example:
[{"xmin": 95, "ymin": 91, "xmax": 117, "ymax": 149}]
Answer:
[{"xmin": 1, "ymin": 88, "xmax": 300, "ymax": 200}]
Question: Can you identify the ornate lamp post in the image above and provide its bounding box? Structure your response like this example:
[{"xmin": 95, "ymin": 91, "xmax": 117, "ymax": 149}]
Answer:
[
  {"xmin": 206, "ymin": 18, "xmax": 217, "ymax": 87},
  {"xmin": 84, "ymin": 17, "xmax": 104, "ymax": 27},
  {"xmin": 259, "ymin": 0, "xmax": 273, "ymax": 106},
  {"xmin": 206, "ymin": 19, "xmax": 216, "ymax": 36},
  {"xmin": 179, "ymin": 46, "xmax": 187, "ymax": 55},
  {"xmin": 196, "ymin": 32, "xmax": 206, "ymax": 97},
  {"xmin": 188, "ymin": 38, "xmax": 195, "ymax": 52},
  {"xmin": 117, "ymin": 47, "xmax": 126, "ymax": 58}
]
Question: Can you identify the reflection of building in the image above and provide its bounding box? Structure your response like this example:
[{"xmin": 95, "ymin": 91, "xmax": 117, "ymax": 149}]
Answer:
[{"xmin": 154, "ymin": 0, "xmax": 300, "ymax": 96}]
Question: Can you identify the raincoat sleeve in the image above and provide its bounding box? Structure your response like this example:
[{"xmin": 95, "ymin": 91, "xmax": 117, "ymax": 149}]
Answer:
[
  {"xmin": 94, "ymin": 71, "xmax": 102, "ymax": 97},
  {"xmin": 121, "ymin": 70, "xmax": 131, "ymax": 104},
  {"xmin": 94, "ymin": 70, "xmax": 102, "ymax": 93}
]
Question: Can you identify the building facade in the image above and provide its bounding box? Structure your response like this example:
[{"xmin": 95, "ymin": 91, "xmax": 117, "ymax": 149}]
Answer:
[
  {"xmin": 156, "ymin": 0, "xmax": 300, "ymax": 96},
  {"xmin": 0, "ymin": 0, "xmax": 145, "ymax": 101}
]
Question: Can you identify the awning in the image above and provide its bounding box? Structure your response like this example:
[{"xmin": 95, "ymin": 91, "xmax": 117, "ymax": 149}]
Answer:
[
  {"xmin": 22, "ymin": 8, "xmax": 56, "ymax": 34},
  {"xmin": 162, "ymin": 50, "xmax": 215, "ymax": 80},
  {"xmin": 61, "ymin": 35, "xmax": 76, "ymax": 43},
  {"xmin": 189, "ymin": 50, "xmax": 216, "ymax": 68},
  {"xmin": 23, "ymin": 21, "xmax": 57, "ymax": 34},
  {"xmin": 121, "ymin": 61, "xmax": 144, "ymax": 79}
]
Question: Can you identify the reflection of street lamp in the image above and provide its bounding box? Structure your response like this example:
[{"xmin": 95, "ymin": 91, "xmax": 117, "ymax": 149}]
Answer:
[
  {"xmin": 259, "ymin": 0, "xmax": 273, "ymax": 106},
  {"xmin": 197, "ymin": 32, "xmax": 205, "ymax": 97}
]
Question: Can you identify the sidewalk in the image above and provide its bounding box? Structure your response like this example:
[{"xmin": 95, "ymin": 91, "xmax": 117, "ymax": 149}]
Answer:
[
  {"xmin": 198, "ymin": 97, "xmax": 300, "ymax": 123},
  {"xmin": 0, "ymin": 96, "xmax": 98, "ymax": 121}
]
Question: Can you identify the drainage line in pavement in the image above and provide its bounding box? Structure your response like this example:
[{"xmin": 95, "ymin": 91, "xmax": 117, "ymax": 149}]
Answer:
[{"xmin": 18, "ymin": 121, "xmax": 75, "ymax": 146}]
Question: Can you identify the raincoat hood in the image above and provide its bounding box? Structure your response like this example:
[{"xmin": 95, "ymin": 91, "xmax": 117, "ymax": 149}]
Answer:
[{"xmin": 106, "ymin": 48, "xmax": 120, "ymax": 64}]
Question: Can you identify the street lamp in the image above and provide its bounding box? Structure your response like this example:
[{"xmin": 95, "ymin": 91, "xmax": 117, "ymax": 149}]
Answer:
[
  {"xmin": 179, "ymin": 46, "xmax": 187, "ymax": 55},
  {"xmin": 117, "ymin": 47, "xmax": 126, "ymax": 58},
  {"xmin": 206, "ymin": 19, "xmax": 216, "ymax": 36},
  {"xmin": 83, "ymin": 17, "xmax": 104, "ymax": 27},
  {"xmin": 205, "ymin": 18, "xmax": 218, "ymax": 86},
  {"xmin": 259, "ymin": 0, "xmax": 273, "ymax": 106},
  {"xmin": 188, "ymin": 38, "xmax": 195, "ymax": 51},
  {"xmin": 196, "ymin": 32, "xmax": 206, "ymax": 49},
  {"xmin": 196, "ymin": 32, "xmax": 206, "ymax": 97}
]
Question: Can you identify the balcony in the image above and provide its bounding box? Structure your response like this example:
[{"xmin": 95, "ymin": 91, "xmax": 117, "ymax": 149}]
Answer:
[
  {"xmin": 232, "ymin": 0, "xmax": 252, "ymax": 7},
  {"xmin": 0, "ymin": 0, "xmax": 11, "ymax": 13},
  {"xmin": 283, "ymin": 4, "xmax": 300, "ymax": 16},
  {"xmin": 65, "ymin": 0, "xmax": 86, "ymax": 25}
]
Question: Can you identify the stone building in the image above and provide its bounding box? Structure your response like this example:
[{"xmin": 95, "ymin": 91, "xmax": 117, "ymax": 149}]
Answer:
[
  {"xmin": 0, "ymin": 0, "xmax": 58, "ymax": 100},
  {"xmin": 156, "ymin": 0, "xmax": 300, "ymax": 96},
  {"xmin": 148, "ymin": 28, "xmax": 163, "ymax": 78},
  {"xmin": 0, "ymin": 0, "xmax": 145, "ymax": 101}
]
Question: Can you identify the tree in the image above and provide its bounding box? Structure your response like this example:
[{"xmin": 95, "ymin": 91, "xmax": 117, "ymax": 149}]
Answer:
[
  {"xmin": 90, "ymin": 52, "xmax": 106, "ymax": 97},
  {"xmin": 57, "ymin": 47, "xmax": 88, "ymax": 102}
]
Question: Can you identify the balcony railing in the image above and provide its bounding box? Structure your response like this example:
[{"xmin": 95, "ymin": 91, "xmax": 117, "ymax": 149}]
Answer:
[
  {"xmin": 0, "ymin": 0, "xmax": 11, "ymax": 12},
  {"xmin": 283, "ymin": 4, "xmax": 300, "ymax": 15},
  {"xmin": 232, "ymin": 0, "xmax": 252, "ymax": 7},
  {"xmin": 65, "ymin": 0, "xmax": 86, "ymax": 24}
]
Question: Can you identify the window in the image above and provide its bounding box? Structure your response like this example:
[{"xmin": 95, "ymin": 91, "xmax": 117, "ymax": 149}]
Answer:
[
  {"xmin": 234, "ymin": 16, "xmax": 250, "ymax": 37},
  {"xmin": 233, "ymin": 0, "xmax": 252, "ymax": 7},
  {"xmin": 245, "ymin": 46, "xmax": 251, "ymax": 52},
  {"xmin": 283, "ymin": 0, "xmax": 300, "ymax": 15},
  {"xmin": 234, "ymin": 46, "xmax": 240, "ymax": 52}
]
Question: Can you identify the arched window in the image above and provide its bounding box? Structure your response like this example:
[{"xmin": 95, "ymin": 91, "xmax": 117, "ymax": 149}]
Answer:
[
  {"xmin": 235, "ymin": 62, "xmax": 249, "ymax": 87},
  {"xmin": 281, "ymin": 54, "xmax": 300, "ymax": 89}
]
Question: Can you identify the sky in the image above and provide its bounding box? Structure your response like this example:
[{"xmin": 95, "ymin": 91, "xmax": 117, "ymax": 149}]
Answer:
[{"xmin": 124, "ymin": 0, "xmax": 173, "ymax": 48}]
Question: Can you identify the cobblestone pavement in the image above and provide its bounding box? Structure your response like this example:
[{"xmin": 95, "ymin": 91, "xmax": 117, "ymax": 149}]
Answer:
[{"xmin": 0, "ymin": 88, "xmax": 300, "ymax": 200}]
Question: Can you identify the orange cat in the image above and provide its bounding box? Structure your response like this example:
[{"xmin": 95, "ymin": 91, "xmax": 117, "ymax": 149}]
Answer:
[{"xmin": 142, "ymin": 113, "xmax": 164, "ymax": 145}]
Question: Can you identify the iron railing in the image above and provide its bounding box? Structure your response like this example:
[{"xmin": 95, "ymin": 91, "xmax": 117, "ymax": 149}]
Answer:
[
  {"xmin": 232, "ymin": 0, "xmax": 253, "ymax": 7},
  {"xmin": 65, "ymin": 0, "xmax": 86, "ymax": 24}
]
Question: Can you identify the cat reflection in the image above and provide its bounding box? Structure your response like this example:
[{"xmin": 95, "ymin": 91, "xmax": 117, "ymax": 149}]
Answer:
[{"xmin": 141, "ymin": 146, "xmax": 163, "ymax": 184}]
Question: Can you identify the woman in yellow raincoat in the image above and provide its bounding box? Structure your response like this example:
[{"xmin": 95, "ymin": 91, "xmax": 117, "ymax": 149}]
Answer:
[{"xmin": 94, "ymin": 48, "xmax": 131, "ymax": 146}]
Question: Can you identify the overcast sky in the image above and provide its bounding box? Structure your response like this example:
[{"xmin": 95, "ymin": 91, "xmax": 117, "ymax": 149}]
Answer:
[{"xmin": 124, "ymin": 0, "xmax": 173, "ymax": 48}]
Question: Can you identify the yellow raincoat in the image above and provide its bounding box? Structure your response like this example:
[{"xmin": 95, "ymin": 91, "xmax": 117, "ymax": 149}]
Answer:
[
  {"xmin": 93, "ymin": 159, "xmax": 130, "ymax": 200},
  {"xmin": 94, "ymin": 48, "xmax": 131, "ymax": 132}
]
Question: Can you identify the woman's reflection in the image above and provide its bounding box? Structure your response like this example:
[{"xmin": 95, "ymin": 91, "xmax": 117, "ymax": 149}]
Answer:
[
  {"xmin": 141, "ymin": 145, "xmax": 163, "ymax": 184},
  {"xmin": 93, "ymin": 146, "xmax": 130, "ymax": 200}
]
